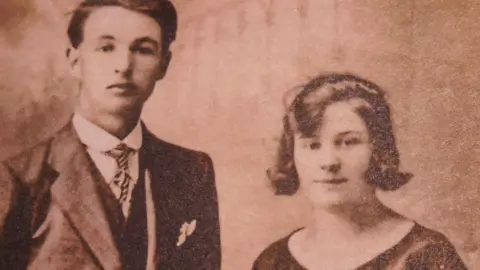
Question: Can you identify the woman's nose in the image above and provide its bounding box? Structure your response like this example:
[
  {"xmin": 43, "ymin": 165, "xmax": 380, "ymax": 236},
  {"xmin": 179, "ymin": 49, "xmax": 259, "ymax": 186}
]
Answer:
[{"xmin": 319, "ymin": 147, "xmax": 341, "ymax": 173}]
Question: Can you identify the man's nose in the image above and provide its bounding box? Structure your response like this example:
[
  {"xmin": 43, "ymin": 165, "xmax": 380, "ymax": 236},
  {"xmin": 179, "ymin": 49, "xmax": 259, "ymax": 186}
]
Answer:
[
  {"xmin": 114, "ymin": 49, "xmax": 133, "ymax": 77},
  {"xmin": 319, "ymin": 147, "xmax": 341, "ymax": 173}
]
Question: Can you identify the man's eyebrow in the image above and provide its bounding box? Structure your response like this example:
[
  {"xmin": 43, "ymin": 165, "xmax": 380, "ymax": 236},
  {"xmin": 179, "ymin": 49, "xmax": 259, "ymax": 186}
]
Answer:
[{"xmin": 98, "ymin": 35, "xmax": 115, "ymax": 40}]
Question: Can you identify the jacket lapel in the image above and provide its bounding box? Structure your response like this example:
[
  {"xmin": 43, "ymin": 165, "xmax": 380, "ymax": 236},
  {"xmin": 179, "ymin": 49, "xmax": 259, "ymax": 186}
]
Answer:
[
  {"xmin": 141, "ymin": 128, "xmax": 189, "ymax": 267},
  {"xmin": 48, "ymin": 123, "xmax": 122, "ymax": 270}
]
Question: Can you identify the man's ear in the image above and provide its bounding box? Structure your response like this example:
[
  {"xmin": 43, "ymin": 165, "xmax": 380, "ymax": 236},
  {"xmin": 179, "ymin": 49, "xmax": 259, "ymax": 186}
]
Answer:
[
  {"xmin": 66, "ymin": 46, "xmax": 81, "ymax": 79},
  {"xmin": 155, "ymin": 50, "xmax": 172, "ymax": 81}
]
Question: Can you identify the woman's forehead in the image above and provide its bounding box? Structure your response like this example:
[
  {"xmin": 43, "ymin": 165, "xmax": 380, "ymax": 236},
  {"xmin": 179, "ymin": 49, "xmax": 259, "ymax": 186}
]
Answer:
[
  {"xmin": 297, "ymin": 101, "xmax": 369, "ymax": 139},
  {"xmin": 324, "ymin": 102, "xmax": 368, "ymax": 131}
]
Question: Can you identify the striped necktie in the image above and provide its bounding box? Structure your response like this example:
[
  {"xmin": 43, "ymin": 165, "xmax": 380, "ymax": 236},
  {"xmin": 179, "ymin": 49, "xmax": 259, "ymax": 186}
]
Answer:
[{"xmin": 105, "ymin": 143, "xmax": 134, "ymax": 206}]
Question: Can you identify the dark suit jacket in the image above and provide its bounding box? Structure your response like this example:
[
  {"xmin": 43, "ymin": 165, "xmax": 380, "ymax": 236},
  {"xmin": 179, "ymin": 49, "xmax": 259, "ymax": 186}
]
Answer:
[{"xmin": 0, "ymin": 120, "xmax": 221, "ymax": 270}]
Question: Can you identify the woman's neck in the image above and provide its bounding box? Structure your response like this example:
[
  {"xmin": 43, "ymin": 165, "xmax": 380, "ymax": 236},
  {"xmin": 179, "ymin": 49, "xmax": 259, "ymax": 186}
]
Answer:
[
  {"xmin": 304, "ymin": 199, "xmax": 408, "ymax": 243},
  {"xmin": 289, "ymin": 200, "xmax": 415, "ymax": 270}
]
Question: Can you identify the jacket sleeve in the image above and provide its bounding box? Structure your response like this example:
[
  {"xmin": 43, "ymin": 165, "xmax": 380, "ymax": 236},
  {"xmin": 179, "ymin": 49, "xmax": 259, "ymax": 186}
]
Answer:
[
  {"xmin": 196, "ymin": 153, "xmax": 222, "ymax": 270},
  {"xmin": 0, "ymin": 161, "xmax": 32, "ymax": 270}
]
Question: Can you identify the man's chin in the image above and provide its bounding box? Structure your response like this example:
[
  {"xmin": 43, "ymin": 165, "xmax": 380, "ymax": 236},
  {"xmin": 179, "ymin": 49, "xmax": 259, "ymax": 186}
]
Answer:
[{"xmin": 103, "ymin": 100, "xmax": 143, "ymax": 116}]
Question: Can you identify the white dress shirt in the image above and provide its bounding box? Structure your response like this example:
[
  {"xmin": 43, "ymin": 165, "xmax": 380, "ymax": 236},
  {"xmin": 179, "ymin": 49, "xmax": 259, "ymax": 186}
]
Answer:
[{"xmin": 73, "ymin": 113, "xmax": 143, "ymax": 217}]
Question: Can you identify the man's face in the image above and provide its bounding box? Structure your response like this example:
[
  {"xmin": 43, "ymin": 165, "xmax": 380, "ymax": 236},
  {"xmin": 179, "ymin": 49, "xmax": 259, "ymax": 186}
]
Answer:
[{"xmin": 71, "ymin": 6, "xmax": 169, "ymax": 116}]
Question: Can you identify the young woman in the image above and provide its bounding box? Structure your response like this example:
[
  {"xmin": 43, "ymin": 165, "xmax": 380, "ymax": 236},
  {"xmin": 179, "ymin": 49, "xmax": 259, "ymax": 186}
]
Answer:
[{"xmin": 253, "ymin": 73, "xmax": 466, "ymax": 269}]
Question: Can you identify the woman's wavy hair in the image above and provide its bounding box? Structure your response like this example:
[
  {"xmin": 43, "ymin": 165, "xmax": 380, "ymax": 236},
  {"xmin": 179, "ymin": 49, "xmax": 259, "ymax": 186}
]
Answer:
[{"xmin": 268, "ymin": 73, "xmax": 413, "ymax": 195}]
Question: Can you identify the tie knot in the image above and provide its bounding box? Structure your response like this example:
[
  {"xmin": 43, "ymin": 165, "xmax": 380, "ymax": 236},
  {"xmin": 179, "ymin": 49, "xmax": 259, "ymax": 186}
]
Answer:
[{"xmin": 105, "ymin": 143, "xmax": 134, "ymax": 163}]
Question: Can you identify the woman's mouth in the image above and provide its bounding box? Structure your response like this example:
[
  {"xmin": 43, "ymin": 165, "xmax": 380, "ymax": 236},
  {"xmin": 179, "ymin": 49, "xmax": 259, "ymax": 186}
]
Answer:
[{"xmin": 314, "ymin": 178, "xmax": 348, "ymax": 185}]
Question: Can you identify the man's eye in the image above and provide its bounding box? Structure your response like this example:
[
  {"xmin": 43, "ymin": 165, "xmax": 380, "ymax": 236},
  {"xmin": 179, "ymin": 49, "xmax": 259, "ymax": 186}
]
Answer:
[
  {"xmin": 136, "ymin": 47, "xmax": 155, "ymax": 55},
  {"xmin": 309, "ymin": 142, "xmax": 321, "ymax": 150},
  {"xmin": 98, "ymin": 45, "xmax": 114, "ymax": 52}
]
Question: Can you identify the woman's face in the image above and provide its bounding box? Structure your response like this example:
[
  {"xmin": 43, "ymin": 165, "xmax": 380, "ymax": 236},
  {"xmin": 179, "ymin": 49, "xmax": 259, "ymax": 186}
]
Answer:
[{"xmin": 294, "ymin": 100, "xmax": 375, "ymax": 208}]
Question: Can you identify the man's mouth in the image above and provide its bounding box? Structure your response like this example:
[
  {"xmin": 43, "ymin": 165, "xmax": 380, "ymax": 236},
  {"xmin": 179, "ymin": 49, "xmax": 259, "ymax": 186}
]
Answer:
[{"xmin": 107, "ymin": 82, "xmax": 136, "ymax": 91}]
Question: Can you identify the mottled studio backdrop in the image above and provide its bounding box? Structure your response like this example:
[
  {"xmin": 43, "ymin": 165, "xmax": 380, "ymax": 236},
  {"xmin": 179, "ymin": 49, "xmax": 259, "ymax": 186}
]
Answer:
[{"xmin": 1, "ymin": 0, "xmax": 480, "ymax": 269}]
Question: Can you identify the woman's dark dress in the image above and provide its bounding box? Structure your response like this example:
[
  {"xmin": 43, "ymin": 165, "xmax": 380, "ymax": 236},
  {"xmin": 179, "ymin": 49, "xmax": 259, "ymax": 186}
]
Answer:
[{"xmin": 253, "ymin": 224, "xmax": 467, "ymax": 270}]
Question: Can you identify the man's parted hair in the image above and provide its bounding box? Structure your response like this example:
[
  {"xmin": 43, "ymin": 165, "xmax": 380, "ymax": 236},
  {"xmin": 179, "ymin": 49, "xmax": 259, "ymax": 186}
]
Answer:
[{"xmin": 67, "ymin": 0, "xmax": 177, "ymax": 52}]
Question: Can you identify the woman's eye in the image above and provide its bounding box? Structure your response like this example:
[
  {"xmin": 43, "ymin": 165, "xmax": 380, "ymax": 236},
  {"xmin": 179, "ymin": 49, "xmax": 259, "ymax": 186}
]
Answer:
[
  {"xmin": 341, "ymin": 137, "xmax": 361, "ymax": 147},
  {"xmin": 309, "ymin": 142, "xmax": 321, "ymax": 150}
]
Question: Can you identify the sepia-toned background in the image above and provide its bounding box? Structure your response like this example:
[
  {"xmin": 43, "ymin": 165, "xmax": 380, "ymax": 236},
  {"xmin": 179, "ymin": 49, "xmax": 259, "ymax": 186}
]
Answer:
[{"xmin": 1, "ymin": 0, "xmax": 479, "ymax": 269}]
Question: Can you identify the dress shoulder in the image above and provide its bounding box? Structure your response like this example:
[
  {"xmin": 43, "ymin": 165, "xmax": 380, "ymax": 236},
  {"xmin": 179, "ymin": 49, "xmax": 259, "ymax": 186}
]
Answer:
[
  {"xmin": 252, "ymin": 229, "xmax": 304, "ymax": 270},
  {"xmin": 252, "ymin": 224, "xmax": 467, "ymax": 270},
  {"xmin": 401, "ymin": 224, "xmax": 467, "ymax": 269}
]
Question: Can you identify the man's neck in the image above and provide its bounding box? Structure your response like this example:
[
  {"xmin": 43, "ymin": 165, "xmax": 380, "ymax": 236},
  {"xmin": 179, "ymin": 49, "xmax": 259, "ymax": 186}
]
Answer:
[{"xmin": 76, "ymin": 108, "xmax": 141, "ymax": 140}]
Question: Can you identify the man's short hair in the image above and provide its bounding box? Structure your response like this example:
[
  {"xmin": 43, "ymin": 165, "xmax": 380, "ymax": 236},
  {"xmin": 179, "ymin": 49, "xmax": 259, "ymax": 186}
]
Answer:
[{"xmin": 67, "ymin": 0, "xmax": 177, "ymax": 52}]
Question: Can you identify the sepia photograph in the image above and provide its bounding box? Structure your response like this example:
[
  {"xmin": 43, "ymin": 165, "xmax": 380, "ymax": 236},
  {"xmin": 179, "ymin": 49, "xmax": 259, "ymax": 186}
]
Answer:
[{"xmin": 0, "ymin": 0, "xmax": 479, "ymax": 269}]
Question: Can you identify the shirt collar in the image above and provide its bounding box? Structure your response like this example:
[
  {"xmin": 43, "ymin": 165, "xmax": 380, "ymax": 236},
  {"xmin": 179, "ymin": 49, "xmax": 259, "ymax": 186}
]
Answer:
[{"xmin": 72, "ymin": 113, "xmax": 143, "ymax": 152}]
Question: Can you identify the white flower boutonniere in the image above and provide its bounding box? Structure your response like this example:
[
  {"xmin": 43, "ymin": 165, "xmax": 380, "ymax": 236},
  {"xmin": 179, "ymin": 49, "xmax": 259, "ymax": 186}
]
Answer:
[{"xmin": 176, "ymin": 219, "xmax": 197, "ymax": 247}]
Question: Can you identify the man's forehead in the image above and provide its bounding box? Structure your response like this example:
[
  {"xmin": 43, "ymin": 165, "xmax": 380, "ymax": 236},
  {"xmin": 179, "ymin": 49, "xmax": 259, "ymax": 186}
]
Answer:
[{"xmin": 82, "ymin": 6, "xmax": 162, "ymax": 43}]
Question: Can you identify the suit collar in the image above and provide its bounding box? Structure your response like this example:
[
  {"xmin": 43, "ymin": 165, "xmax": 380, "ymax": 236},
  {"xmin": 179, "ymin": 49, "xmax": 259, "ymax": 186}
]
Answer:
[{"xmin": 48, "ymin": 122, "xmax": 122, "ymax": 270}]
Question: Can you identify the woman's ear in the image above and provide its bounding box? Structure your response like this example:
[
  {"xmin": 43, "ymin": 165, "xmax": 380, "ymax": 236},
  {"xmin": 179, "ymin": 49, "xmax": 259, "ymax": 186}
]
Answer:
[
  {"xmin": 155, "ymin": 50, "xmax": 172, "ymax": 81},
  {"xmin": 67, "ymin": 46, "xmax": 81, "ymax": 79}
]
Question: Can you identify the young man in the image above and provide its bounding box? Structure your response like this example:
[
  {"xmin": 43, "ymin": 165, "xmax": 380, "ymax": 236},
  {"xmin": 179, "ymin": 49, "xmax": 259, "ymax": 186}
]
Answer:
[{"xmin": 0, "ymin": 1, "xmax": 221, "ymax": 269}]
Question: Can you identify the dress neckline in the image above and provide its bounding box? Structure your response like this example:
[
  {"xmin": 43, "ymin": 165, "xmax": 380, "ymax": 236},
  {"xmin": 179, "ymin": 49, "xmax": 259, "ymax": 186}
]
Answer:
[{"xmin": 284, "ymin": 223, "xmax": 421, "ymax": 270}]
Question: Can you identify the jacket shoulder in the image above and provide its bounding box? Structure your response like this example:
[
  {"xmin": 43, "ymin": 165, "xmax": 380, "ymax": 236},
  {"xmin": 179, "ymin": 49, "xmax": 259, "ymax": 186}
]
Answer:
[
  {"xmin": 2, "ymin": 135, "xmax": 54, "ymax": 184},
  {"xmin": 144, "ymin": 131, "xmax": 212, "ymax": 164}
]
